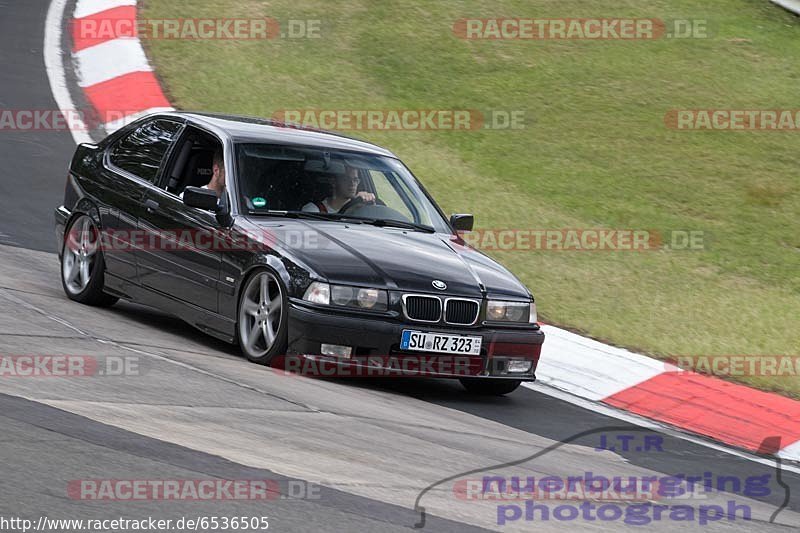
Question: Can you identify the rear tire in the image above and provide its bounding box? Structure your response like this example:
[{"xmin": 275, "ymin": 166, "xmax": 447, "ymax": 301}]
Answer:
[
  {"xmin": 459, "ymin": 378, "xmax": 522, "ymax": 396},
  {"xmin": 60, "ymin": 214, "xmax": 118, "ymax": 307},
  {"xmin": 236, "ymin": 268, "xmax": 288, "ymax": 365}
]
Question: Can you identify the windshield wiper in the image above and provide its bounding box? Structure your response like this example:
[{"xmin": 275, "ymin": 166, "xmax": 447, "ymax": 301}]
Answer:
[
  {"xmin": 247, "ymin": 210, "xmax": 365, "ymax": 223},
  {"xmin": 362, "ymin": 218, "xmax": 436, "ymax": 233}
]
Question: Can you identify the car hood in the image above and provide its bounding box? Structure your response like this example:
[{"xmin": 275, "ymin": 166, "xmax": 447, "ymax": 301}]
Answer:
[{"xmin": 241, "ymin": 218, "xmax": 531, "ymax": 299}]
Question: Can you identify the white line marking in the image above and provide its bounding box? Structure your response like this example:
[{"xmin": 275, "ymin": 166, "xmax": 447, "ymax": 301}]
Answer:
[
  {"xmin": 74, "ymin": 0, "xmax": 136, "ymax": 20},
  {"xmin": 779, "ymin": 439, "xmax": 800, "ymax": 462},
  {"xmin": 74, "ymin": 38, "xmax": 152, "ymax": 87},
  {"xmin": 523, "ymin": 381, "xmax": 800, "ymax": 471},
  {"xmin": 44, "ymin": 0, "xmax": 93, "ymax": 145}
]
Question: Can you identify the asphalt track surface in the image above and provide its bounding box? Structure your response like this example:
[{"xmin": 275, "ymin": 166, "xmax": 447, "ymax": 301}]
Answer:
[{"xmin": 0, "ymin": 1, "xmax": 799, "ymax": 531}]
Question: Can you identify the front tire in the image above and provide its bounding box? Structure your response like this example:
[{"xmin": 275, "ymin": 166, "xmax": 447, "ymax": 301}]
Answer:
[
  {"xmin": 60, "ymin": 214, "xmax": 118, "ymax": 307},
  {"xmin": 460, "ymin": 378, "xmax": 522, "ymax": 396},
  {"xmin": 236, "ymin": 269, "xmax": 288, "ymax": 364}
]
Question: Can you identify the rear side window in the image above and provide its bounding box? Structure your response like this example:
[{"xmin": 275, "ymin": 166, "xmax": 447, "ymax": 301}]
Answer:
[{"xmin": 109, "ymin": 119, "xmax": 183, "ymax": 183}]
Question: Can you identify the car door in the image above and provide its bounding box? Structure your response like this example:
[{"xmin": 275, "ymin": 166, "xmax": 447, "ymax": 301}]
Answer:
[
  {"xmin": 101, "ymin": 118, "xmax": 185, "ymax": 288},
  {"xmin": 135, "ymin": 130, "xmax": 223, "ymax": 314}
]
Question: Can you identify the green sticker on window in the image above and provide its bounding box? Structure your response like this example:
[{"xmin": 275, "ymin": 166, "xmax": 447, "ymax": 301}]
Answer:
[{"xmin": 252, "ymin": 197, "xmax": 267, "ymax": 208}]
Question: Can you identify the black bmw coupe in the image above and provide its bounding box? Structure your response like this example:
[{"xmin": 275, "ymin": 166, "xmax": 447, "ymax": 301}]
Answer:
[{"xmin": 55, "ymin": 112, "xmax": 544, "ymax": 395}]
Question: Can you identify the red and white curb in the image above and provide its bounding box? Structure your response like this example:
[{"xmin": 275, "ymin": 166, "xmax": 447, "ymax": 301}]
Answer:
[
  {"xmin": 532, "ymin": 325, "xmax": 800, "ymax": 461},
  {"xmin": 49, "ymin": 0, "xmax": 800, "ymax": 464},
  {"xmin": 71, "ymin": 0, "xmax": 172, "ymax": 134}
]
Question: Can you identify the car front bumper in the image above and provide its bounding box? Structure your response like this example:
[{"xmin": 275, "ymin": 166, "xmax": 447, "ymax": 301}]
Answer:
[{"xmin": 285, "ymin": 300, "xmax": 544, "ymax": 380}]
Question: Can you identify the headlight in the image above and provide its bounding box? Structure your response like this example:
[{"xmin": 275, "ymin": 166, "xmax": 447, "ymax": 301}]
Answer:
[
  {"xmin": 486, "ymin": 300, "xmax": 535, "ymax": 323},
  {"xmin": 304, "ymin": 282, "xmax": 388, "ymax": 312},
  {"xmin": 331, "ymin": 285, "xmax": 354, "ymax": 306},
  {"xmin": 356, "ymin": 288, "xmax": 382, "ymax": 309}
]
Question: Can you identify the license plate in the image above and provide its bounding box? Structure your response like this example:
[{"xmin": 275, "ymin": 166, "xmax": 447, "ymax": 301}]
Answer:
[{"xmin": 400, "ymin": 330, "xmax": 482, "ymax": 355}]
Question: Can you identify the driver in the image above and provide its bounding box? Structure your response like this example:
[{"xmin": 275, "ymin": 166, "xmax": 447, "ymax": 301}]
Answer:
[
  {"xmin": 206, "ymin": 150, "xmax": 226, "ymax": 197},
  {"xmin": 180, "ymin": 150, "xmax": 225, "ymax": 199},
  {"xmin": 302, "ymin": 165, "xmax": 375, "ymax": 213}
]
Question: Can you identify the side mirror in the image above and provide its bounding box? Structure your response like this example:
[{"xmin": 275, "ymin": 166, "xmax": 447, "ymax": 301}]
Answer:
[
  {"xmin": 450, "ymin": 213, "xmax": 474, "ymax": 232},
  {"xmin": 183, "ymin": 187, "xmax": 218, "ymax": 211},
  {"xmin": 215, "ymin": 192, "xmax": 233, "ymax": 227},
  {"xmin": 183, "ymin": 187, "xmax": 233, "ymax": 227}
]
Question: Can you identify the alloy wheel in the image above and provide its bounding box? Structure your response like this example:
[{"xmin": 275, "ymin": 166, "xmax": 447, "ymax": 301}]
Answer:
[
  {"xmin": 239, "ymin": 271, "xmax": 283, "ymax": 358},
  {"xmin": 62, "ymin": 215, "xmax": 99, "ymax": 295}
]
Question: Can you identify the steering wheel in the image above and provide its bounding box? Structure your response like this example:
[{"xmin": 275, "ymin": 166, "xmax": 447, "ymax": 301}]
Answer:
[
  {"xmin": 338, "ymin": 195, "xmax": 385, "ymax": 214},
  {"xmin": 338, "ymin": 196, "xmax": 365, "ymax": 214}
]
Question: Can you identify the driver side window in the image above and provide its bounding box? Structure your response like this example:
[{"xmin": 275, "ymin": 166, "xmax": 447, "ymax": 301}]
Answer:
[{"xmin": 161, "ymin": 127, "xmax": 223, "ymax": 197}]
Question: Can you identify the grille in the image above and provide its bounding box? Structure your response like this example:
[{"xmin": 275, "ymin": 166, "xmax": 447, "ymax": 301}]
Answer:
[
  {"xmin": 404, "ymin": 295, "xmax": 441, "ymax": 322},
  {"xmin": 445, "ymin": 299, "xmax": 480, "ymax": 325}
]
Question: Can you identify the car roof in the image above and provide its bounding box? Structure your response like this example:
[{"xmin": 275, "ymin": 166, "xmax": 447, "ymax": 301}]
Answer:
[{"xmin": 161, "ymin": 111, "xmax": 397, "ymax": 158}]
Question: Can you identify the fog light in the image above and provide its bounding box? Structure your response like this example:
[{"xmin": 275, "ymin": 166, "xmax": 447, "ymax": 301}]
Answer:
[
  {"xmin": 507, "ymin": 360, "xmax": 533, "ymax": 373},
  {"xmin": 320, "ymin": 344, "xmax": 352, "ymax": 358}
]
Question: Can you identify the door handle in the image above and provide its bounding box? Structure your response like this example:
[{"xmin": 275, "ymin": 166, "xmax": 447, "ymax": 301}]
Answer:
[{"xmin": 144, "ymin": 199, "xmax": 159, "ymax": 212}]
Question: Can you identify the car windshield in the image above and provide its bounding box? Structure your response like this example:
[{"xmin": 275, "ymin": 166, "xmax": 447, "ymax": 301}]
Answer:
[{"xmin": 235, "ymin": 143, "xmax": 450, "ymax": 232}]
